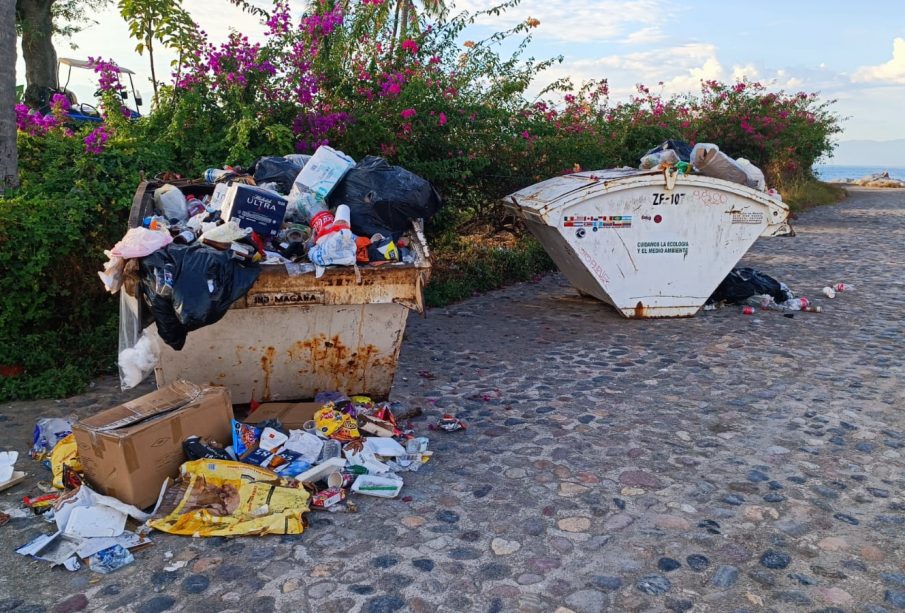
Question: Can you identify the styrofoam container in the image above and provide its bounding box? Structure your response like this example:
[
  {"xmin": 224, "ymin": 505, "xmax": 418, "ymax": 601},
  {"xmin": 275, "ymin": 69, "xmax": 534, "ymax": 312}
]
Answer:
[{"xmin": 351, "ymin": 474, "xmax": 403, "ymax": 498}]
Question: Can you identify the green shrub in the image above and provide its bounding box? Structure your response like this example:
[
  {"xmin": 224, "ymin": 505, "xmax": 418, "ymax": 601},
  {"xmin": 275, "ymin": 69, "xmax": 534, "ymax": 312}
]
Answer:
[{"xmin": 0, "ymin": 130, "xmax": 171, "ymax": 400}]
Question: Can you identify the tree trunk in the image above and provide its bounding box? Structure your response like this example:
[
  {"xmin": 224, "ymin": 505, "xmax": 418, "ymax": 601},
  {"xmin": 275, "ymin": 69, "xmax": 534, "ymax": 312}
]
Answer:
[
  {"xmin": 146, "ymin": 28, "xmax": 158, "ymax": 105},
  {"xmin": 389, "ymin": 0, "xmax": 401, "ymax": 55},
  {"xmin": 1, "ymin": 0, "xmax": 20, "ymax": 191},
  {"xmin": 16, "ymin": 0, "xmax": 58, "ymax": 109}
]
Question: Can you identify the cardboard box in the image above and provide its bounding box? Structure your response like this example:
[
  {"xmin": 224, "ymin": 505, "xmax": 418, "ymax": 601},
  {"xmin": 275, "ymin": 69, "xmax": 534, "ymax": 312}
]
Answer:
[
  {"xmin": 72, "ymin": 380, "xmax": 234, "ymax": 509},
  {"xmin": 244, "ymin": 402, "xmax": 321, "ymax": 430},
  {"xmin": 221, "ymin": 183, "xmax": 288, "ymax": 239}
]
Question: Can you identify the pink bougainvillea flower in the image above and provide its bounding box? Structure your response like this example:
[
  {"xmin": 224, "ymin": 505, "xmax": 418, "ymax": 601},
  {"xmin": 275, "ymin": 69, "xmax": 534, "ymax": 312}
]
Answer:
[
  {"xmin": 400, "ymin": 108, "xmax": 416, "ymax": 119},
  {"xmin": 438, "ymin": 112, "xmax": 447, "ymax": 126},
  {"xmin": 401, "ymin": 39, "xmax": 419, "ymax": 54}
]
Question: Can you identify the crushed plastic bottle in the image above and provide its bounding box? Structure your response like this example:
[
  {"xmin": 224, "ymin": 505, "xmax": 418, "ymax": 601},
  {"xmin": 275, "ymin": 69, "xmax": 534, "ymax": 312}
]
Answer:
[{"xmin": 745, "ymin": 295, "xmax": 819, "ymax": 313}]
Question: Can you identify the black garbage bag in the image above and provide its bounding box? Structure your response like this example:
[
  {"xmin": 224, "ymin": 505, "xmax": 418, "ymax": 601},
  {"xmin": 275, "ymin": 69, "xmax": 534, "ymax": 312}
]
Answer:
[
  {"xmin": 252, "ymin": 156, "xmax": 304, "ymax": 194},
  {"xmin": 328, "ymin": 156, "xmax": 442, "ymax": 238},
  {"xmin": 139, "ymin": 244, "xmax": 261, "ymax": 350},
  {"xmin": 642, "ymin": 140, "xmax": 694, "ymax": 163},
  {"xmin": 708, "ymin": 267, "xmax": 793, "ymax": 305},
  {"xmin": 346, "ymin": 202, "xmax": 398, "ymax": 240}
]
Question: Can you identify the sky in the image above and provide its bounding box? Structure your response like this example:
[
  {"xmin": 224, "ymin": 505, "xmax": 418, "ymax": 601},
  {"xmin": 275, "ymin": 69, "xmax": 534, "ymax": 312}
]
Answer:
[{"xmin": 15, "ymin": 0, "xmax": 905, "ymax": 150}]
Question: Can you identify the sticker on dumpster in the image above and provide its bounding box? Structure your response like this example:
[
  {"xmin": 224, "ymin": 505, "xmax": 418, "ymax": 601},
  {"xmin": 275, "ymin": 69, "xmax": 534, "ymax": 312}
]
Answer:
[
  {"xmin": 249, "ymin": 291, "xmax": 325, "ymax": 306},
  {"xmin": 563, "ymin": 215, "xmax": 631, "ymax": 230},
  {"xmin": 730, "ymin": 211, "xmax": 764, "ymax": 225},
  {"xmin": 636, "ymin": 241, "xmax": 689, "ymax": 255}
]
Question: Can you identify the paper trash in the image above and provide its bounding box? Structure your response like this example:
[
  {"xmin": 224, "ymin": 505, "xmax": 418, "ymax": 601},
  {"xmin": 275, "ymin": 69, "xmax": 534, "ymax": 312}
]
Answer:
[{"xmin": 54, "ymin": 485, "xmax": 150, "ymax": 538}]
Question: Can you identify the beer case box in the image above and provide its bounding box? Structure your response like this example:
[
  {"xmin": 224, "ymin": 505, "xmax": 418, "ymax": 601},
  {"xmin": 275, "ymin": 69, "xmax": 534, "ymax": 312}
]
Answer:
[
  {"xmin": 72, "ymin": 380, "xmax": 234, "ymax": 509},
  {"xmin": 244, "ymin": 402, "xmax": 321, "ymax": 430},
  {"xmin": 221, "ymin": 183, "xmax": 288, "ymax": 239}
]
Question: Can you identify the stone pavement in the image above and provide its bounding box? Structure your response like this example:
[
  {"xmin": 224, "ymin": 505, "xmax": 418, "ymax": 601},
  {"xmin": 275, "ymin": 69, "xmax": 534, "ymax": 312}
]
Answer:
[{"xmin": 1, "ymin": 187, "xmax": 904, "ymax": 613}]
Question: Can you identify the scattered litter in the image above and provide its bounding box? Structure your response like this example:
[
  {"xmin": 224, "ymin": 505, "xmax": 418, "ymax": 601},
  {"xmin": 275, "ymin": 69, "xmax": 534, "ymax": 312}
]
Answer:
[
  {"xmin": 432, "ymin": 414, "xmax": 467, "ymax": 433},
  {"xmin": 0, "ymin": 451, "xmax": 26, "ymax": 493},
  {"xmin": 163, "ymin": 560, "xmax": 188, "ymax": 572},
  {"xmin": 87, "ymin": 545, "xmax": 135, "ymax": 574},
  {"xmin": 31, "ymin": 418, "xmax": 73, "ymax": 462}
]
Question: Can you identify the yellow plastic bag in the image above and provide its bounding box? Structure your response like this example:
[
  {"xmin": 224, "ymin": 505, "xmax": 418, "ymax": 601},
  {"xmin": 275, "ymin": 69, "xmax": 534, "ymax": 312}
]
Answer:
[
  {"xmin": 147, "ymin": 459, "xmax": 309, "ymax": 537},
  {"xmin": 50, "ymin": 434, "xmax": 81, "ymax": 490},
  {"xmin": 314, "ymin": 406, "xmax": 360, "ymax": 441}
]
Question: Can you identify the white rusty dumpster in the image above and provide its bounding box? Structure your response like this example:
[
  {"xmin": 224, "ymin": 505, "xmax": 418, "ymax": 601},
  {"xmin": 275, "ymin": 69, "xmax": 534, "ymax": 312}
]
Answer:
[
  {"xmin": 503, "ymin": 168, "xmax": 792, "ymax": 318},
  {"xmin": 126, "ymin": 180, "xmax": 430, "ymax": 403}
]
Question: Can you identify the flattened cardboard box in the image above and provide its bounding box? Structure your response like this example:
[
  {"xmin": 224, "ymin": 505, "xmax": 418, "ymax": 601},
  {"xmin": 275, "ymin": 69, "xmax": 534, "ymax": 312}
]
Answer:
[
  {"xmin": 72, "ymin": 380, "xmax": 234, "ymax": 509},
  {"xmin": 244, "ymin": 402, "xmax": 320, "ymax": 430}
]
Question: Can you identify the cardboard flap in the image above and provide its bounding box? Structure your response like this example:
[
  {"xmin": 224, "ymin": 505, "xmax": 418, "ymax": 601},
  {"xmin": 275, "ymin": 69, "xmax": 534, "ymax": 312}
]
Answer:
[
  {"xmin": 77, "ymin": 380, "xmax": 203, "ymax": 432},
  {"xmin": 244, "ymin": 402, "xmax": 321, "ymax": 430}
]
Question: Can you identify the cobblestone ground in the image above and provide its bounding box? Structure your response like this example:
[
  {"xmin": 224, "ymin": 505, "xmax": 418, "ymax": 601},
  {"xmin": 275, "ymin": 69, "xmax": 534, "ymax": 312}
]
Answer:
[{"xmin": 2, "ymin": 187, "xmax": 904, "ymax": 613}]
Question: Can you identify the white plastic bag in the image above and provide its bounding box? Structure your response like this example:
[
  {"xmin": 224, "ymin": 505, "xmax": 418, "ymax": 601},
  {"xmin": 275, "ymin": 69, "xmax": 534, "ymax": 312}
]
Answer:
[
  {"xmin": 117, "ymin": 291, "xmax": 159, "ymax": 390},
  {"xmin": 199, "ymin": 220, "xmax": 252, "ymax": 244},
  {"xmin": 154, "ymin": 184, "xmax": 189, "ymax": 221},
  {"xmin": 109, "ymin": 227, "xmax": 173, "ymax": 259},
  {"xmin": 639, "ymin": 149, "xmax": 680, "ymax": 170},
  {"xmin": 736, "ymin": 158, "xmax": 766, "ymax": 191},
  {"xmin": 307, "ymin": 228, "xmax": 357, "ymax": 278}
]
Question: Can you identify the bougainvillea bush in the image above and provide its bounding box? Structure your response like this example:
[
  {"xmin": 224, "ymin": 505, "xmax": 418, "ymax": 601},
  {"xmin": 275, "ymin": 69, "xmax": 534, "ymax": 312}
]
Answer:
[{"xmin": 2, "ymin": 0, "xmax": 841, "ymax": 399}]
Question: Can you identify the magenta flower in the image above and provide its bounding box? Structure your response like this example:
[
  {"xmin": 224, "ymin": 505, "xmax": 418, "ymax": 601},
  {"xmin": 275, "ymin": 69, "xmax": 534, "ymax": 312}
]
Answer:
[
  {"xmin": 438, "ymin": 112, "xmax": 447, "ymax": 126},
  {"xmin": 84, "ymin": 125, "xmax": 109, "ymax": 154},
  {"xmin": 401, "ymin": 39, "xmax": 419, "ymax": 54},
  {"xmin": 400, "ymin": 108, "xmax": 416, "ymax": 119}
]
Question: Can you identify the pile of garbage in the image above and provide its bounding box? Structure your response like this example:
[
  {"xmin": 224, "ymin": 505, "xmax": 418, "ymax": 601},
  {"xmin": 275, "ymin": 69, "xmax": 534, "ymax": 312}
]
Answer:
[
  {"xmin": 98, "ymin": 146, "xmax": 440, "ymax": 388},
  {"xmin": 706, "ymin": 267, "xmax": 855, "ymax": 315},
  {"xmin": 639, "ymin": 140, "xmax": 778, "ymax": 196},
  {"xmin": 4, "ymin": 381, "xmax": 454, "ymax": 572}
]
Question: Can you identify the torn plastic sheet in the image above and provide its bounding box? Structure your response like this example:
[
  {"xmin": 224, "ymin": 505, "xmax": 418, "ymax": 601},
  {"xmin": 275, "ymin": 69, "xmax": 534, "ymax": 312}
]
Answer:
[{"xmin": 147, "ymin": 459, "xmax": 309, "ymax": 537}]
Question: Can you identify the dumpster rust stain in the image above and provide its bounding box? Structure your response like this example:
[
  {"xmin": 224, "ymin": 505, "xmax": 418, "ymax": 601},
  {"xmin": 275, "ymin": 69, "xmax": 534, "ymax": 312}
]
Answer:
[
  {"xmin": 287, "ymin": 333, "xmax": 394, "ymax": 390},
  {"xmin": 634, "ymin": 301, "xmax": 647, "ymax": 318},
  {"xmin": 261, "ymin": 346, "xmax": 276, "ymax": 401}
]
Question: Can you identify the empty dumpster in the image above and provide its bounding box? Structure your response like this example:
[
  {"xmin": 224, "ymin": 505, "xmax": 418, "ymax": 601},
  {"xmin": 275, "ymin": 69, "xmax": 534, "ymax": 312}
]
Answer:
[
  {"xmin": 503, "ymin": 168, "xmax": 792, "ymax": 318},
  {"xmin": 125, "ymin": 179, "xmax": 431, "ymax": 403}
]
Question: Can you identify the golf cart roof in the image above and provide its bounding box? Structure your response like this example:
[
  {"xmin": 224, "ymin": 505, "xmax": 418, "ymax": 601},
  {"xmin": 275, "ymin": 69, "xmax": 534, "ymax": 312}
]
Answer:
[{"xmin": 59, "ymin": 57, "xmax": 136, "ymax": 75}]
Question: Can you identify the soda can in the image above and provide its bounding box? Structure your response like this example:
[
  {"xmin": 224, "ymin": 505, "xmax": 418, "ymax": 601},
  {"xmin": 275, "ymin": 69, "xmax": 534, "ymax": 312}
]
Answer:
[{"xmin": 742, "ymin": 306, "xmax": 754, "ymax": 315}]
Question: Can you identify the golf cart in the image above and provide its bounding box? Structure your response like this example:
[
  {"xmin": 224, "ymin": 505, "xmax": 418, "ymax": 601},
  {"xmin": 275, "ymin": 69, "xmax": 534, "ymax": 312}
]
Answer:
[{"xmin": 53, "ymin": 57, "xmax": 144, "ymax": 122}]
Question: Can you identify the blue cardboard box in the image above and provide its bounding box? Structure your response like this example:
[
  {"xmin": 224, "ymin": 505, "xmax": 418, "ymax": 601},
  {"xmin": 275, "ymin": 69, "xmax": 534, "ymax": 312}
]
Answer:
[{"xmin": 221, "ymin": 184, "xmax": 288, "ymax": 239}]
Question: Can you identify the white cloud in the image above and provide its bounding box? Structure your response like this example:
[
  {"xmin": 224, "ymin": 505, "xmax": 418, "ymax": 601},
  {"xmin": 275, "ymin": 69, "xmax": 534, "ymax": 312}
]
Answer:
[
  {"xmin": 852, "ymin": 37, "xmax": 905, "ymax": 84},
  {"xmin": 731, "ymin": 63, "xmax": 760, "ymax": 82},
  {"xmin": 534, "ymin": 43, "xmax": 725, "ymax": 97},
  {"xmin": 451, "ymin": 0, "xmax": 674, "ymax": 43},
  {"xmin": 621, "ymin": 26, "xmax": 668, "ymax": 45}
]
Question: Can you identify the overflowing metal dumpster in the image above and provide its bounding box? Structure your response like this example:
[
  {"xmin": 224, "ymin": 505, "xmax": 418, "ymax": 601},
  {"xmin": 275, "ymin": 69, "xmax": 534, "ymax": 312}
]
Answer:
[
  {"xmin": 504, "ymin": 168, "xmax": 792, "ymax": 318},
  {"xmin": 126, "ymin": 180, "xmax": 431, "ymax": 403}
]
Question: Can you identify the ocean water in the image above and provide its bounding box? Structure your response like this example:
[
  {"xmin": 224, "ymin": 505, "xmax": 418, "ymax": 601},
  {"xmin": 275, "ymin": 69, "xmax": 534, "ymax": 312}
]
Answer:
[{"xmin": 813, "ymin": 165, "xmax": 905, "ymax": 182}]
